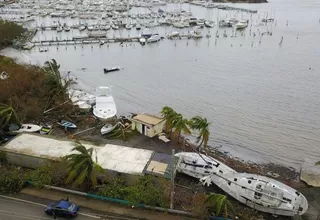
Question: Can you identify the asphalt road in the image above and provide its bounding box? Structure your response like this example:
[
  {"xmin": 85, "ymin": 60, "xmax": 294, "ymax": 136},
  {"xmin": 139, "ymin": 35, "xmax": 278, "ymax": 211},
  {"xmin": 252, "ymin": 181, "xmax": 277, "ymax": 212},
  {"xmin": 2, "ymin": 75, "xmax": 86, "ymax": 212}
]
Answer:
[{"xmin": 0, "ymin": 197, "xmax": 99, "ymax": 220}]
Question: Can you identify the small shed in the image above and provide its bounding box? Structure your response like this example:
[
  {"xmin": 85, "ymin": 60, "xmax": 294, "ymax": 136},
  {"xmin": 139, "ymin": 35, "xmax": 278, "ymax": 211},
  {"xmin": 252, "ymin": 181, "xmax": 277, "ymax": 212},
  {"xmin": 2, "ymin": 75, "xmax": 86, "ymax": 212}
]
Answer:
[{"xmin": 131, "ymin": 114, "xmax": 165, "ymax": 138}]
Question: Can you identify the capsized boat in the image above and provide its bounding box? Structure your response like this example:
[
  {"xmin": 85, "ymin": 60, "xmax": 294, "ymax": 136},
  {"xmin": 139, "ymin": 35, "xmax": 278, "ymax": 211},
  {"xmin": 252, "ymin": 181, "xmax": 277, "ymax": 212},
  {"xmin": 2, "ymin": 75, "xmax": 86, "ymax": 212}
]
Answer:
[
  {"xmin": 175, "ymin": 152, "xmax": 237, "ymax": 180},
  {"xmin": 92, "ymin": 86, "xmax": 117, "ymax": 120},
  {"xmin": 200, "ymin": 173, "xmax": 308, "ymax": 217}
]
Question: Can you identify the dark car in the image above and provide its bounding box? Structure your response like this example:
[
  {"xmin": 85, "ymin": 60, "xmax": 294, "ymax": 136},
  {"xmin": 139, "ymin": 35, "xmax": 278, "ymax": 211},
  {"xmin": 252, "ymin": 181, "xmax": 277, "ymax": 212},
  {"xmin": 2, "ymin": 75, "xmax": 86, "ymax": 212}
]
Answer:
[{"xmin": 44, "ymin": 199, "xmax": 79, "ymax": 218}]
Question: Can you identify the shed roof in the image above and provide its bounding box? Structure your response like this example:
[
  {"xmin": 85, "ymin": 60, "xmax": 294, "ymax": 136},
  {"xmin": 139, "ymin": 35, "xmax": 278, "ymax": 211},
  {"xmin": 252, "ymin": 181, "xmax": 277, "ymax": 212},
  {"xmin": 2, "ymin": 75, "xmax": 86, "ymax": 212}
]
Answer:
[
  {"xmin": 131, "ymin": 114, "xmax": 164, "ymax": 126},
  {"xmin": 2, "ymin": 134, "xmax": 153, "ymax": 175}
]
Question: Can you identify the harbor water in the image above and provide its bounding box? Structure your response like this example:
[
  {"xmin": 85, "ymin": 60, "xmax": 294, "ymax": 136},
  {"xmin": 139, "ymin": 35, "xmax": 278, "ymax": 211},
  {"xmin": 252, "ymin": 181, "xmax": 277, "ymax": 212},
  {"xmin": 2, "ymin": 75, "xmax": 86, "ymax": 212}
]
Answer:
[{"xmin": 1, "ymin": 0, "xmax": 320, "ymax": 169}]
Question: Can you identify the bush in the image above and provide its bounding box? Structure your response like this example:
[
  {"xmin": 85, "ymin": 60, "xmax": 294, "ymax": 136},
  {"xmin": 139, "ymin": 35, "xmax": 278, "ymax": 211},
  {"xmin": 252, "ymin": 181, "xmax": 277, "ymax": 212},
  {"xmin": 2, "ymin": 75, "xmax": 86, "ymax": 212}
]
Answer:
[
  {"xmin": 50, "ymin": 161, "xmax": 68, "ymax": 186},
  {"xmin": 27, "ymin": 164, "xmax": 52, "ymax": 188},
  {"xmin": 0, "ymin": 150, "xmax": 6, "ymax": 164},
  {"xmin": 0, "ymin": 20, "xmax": 24, "ymax": 49},
  {"xmin": 0, "ymin": 166, "xmax": 25, "ymax": 194},
  {"xmin": 97, "ymin": 178, "xmax": 127, "ymax": 199},
  {"xmin": 125, "ymin": 176, "xmax": 170, "ymax": 208}
]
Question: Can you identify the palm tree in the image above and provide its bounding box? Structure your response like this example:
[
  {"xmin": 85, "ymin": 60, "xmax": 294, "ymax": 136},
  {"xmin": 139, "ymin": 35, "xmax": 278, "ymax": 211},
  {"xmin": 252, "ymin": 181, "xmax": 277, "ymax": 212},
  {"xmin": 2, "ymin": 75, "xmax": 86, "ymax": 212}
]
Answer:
[
  {"xmin": 172, "ymin": 113, "xmax": 191, "ymax": 143},
  {"xmin": 43, "ymin": 59, "xmax": 72, "ymax": 99},
  {"xmin": 0, "ymin": 103, "xmax": 20, "ymax": 129},
  {"xmin": 189, "ymin": 116, "xmax": 211, "ymax": 148},
  {"xmin": 160, "ymin": 106, "xmax": 178, "ymax": 134},
  {"xmin": 204, "ymin": 193, "xmax": 234, "ymax": 219},
  {"xmin": 64, "ymin": 142, "xmax": 105, "ymax": 188}
]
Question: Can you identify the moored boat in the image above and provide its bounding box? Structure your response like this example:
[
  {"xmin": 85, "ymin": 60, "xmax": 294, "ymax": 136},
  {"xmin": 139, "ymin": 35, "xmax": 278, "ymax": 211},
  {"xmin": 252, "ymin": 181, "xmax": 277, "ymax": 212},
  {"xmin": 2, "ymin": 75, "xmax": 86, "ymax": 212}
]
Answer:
[
  {"xmin": 234, "ymin": 20, "xmax": 248, "ymax": 29},
  {"xmin": 104, "ymin": 67, "xmax": 120, "ymax": 73}
]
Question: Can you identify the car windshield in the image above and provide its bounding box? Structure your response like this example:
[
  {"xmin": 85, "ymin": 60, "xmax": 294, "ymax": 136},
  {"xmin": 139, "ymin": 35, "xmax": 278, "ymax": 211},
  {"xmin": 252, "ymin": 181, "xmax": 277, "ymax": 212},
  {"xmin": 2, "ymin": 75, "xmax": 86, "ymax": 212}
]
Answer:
[{"xmin": 68, "ymin": 204, "xmax": 76, "ymax": 211}]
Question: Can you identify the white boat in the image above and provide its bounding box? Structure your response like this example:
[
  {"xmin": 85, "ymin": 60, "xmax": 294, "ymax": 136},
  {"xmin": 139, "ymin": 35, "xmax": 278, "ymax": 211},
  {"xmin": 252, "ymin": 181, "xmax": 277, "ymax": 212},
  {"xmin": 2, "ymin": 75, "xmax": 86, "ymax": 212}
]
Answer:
[
  {"xmin": 68, "ymin": 89, "xmax": 95, "ymax": 105},
  {"xmin": 136, "ymin": 23, "xmax": 142, "ymax": 30},
  {"xmin": 191, "ymin": 29, "xmax": 203, "ymax": 39},
  {"xmin": 87, "ymin": 26, "xmax": 94, "ymax": 31},
  {"xmin": 56, "ymin": 26, "xmax": 63, "ymax": 32},
  {"xmin": 204, "ymin": 20, "xmax": 215, "ymax": 28},
  {"xmin": 64, "ymin": 26, "xmax": 71, "ymax": 32},
  {"xmin": 101, "ymin": 123, "xmax": 118, "ymax": 135},
  {"xmin": 147, "ymin": 34, "xmax": 161, "ymax": 43},
  {"xmin": 166, "ymin": 31, "xmax": 180, "ymax": 39},
  {"xmin": 79, "ymin": 25, "xmax": 86, "ymax": 31},
  {"xmin": 16, "ymin": 124, "xmax": 42, "ymax": 133},
  {"xmin": 201, "ymin": 173, "xmax": 308, "ymax": 217},
  {"xmin": 125, "ymin": 23, "xmax": 133, "ymax": 30},
  {"xmin": 92, "ymin": 86, "xmax": 117, "ymax": 120},
  {"xmin": 111, "ymin": 24, "xmax": 119, "ymax": 30},
  {"xmin": 235, "ymin": 20, "xmax": 248, "ymax": 29},
  {"xmin": 0, "ymin": 71, "xmax": 10, "ymax": 80},
  {"xmin": 139, "ymin": 37, "xmax": 146, "ymax": 45},
  {"xmin": 175, "ymin": 152, "xmax": 236, "ymax": 180},
  {"xmin": 39, "ymin": 47, "xmax": 48, "ymax": 52}
]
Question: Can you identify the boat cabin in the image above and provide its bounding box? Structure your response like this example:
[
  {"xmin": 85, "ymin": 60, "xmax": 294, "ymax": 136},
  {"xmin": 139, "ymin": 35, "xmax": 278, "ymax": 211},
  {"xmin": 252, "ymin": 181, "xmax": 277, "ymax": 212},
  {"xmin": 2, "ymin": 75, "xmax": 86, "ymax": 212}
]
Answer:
[{"xmin": 130, "ymin": 114, "xmax": 165, "ymax": 138}]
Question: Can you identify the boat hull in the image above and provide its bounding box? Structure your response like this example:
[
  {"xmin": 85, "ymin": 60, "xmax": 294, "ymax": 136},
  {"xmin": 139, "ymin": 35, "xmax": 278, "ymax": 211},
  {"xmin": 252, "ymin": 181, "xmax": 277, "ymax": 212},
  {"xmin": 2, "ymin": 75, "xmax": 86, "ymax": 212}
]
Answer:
[
  {"xmin": 211, "ymin": 173, "xmax": 308, "ymax": 216},
  {"xmin": 175, "ymin": 152, "xmax": 237, "ymax": 181}
]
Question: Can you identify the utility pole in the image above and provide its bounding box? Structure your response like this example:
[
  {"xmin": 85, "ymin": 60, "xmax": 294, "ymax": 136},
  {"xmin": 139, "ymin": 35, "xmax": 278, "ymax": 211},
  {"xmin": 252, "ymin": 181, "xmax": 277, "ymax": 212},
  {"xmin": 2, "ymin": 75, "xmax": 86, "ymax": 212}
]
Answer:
[{"xmin": 170, "ymin": 149, "xmax": 175, "ymax": 209}]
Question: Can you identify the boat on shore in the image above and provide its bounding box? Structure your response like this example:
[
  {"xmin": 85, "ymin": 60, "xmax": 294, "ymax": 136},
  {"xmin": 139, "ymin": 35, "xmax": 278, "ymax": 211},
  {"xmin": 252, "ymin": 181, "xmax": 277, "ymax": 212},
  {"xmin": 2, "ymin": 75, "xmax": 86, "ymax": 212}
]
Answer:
[
  {"xmin": 57, "ymin": 119, "xmax": 77, "ymax": 129},
  {"xmin": 175, "ymin": 152, "xmax": 237, "ymax": 180},
  {"xmin": 15, "ymin": 124, "xmax": 42, "ymax": 133},
  {"xmin": 104, "ymin": 67, "xmax": 120, "ymax": 73},
  {"xmin": 201, "ymin": 173, "xmax": 308, "ymax": 216},
  {"xmin": 101, "ymin": 123, "xmax": 118, "ymax": 135},
  {"xmin": 92, "ymin": 86, "xmax": 117, "ymax": 120}
]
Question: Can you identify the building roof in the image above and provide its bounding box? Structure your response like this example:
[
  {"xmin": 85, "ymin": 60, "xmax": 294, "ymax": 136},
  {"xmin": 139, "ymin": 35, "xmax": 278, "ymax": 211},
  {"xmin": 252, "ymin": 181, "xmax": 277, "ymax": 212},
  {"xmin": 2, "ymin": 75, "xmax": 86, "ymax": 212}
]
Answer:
[
  {"xmin": 3, "ymin": 134, "xmax": 153, "ymax": 175},
  {"xmin": 131, "ymin": 114, "xmax": 164, "ymax": 126}
]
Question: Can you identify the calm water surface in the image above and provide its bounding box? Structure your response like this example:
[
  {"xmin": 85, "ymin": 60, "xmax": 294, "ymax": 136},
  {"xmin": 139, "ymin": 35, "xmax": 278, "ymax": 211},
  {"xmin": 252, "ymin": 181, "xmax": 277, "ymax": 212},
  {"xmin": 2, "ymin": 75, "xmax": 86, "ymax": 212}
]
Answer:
[{"xmin": 2, "ymin": 0, "xmax": 320, "ymax": 168}]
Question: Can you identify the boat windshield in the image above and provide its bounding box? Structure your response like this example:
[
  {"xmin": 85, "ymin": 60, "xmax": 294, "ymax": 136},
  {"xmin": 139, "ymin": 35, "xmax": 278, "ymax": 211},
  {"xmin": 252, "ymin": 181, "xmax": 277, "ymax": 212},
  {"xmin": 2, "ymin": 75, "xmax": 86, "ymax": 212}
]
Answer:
[{"xmin": 95, "ymin": 86, "xmax": 112, "ymax": 97}]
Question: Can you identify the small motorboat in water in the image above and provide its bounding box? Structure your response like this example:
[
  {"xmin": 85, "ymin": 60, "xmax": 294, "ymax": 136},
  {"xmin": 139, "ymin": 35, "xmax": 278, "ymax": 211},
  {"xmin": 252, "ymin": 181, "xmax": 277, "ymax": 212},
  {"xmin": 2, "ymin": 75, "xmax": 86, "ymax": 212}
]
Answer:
[{"xmin": 104, "ymin": 67, "xmax": 120, "ymax": 74}]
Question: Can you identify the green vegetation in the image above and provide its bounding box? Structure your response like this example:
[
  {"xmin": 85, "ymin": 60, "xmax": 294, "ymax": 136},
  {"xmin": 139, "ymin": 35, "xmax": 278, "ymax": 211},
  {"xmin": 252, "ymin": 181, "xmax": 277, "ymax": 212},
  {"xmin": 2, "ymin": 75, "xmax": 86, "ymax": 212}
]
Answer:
[
  {"xmin": 98, "ymin": 176, "xmax": 170, "ymax": 208},
  {"xmin": 0, "ymin": 56, "xmax": 72, "ymax": 123},
  {"xmin": 0, "ymin": 165, "xmax": 25, "ymax": 194},
  {"xmin": 64, "ymin": 142, "xmax": 105, "ymax": 188},
  {"xmin": 0, "ymin": 104, "xmax": 20, "ymax": 129},
  {"xmin": 0, "ymin": 20, "xmax": 24, "ymax": 49},
  {"xmin": 204, "ymin": 193, "xmax": 235, "ymax": 219},
  {"xmin": 97, "ymin": 177, "xmax": 127, "ymax": 199},
  {"xmin": 106, "ymin": 124, "xmax": 136, "ymax": 141},
  {"xmin": 161, "ymin": 106, "xmax": 211, "ymax": 148},
  {"xmin": 43, "ymin": 59, "xmax": 74, "ymax": 107}
]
